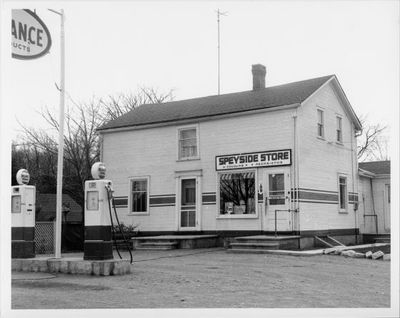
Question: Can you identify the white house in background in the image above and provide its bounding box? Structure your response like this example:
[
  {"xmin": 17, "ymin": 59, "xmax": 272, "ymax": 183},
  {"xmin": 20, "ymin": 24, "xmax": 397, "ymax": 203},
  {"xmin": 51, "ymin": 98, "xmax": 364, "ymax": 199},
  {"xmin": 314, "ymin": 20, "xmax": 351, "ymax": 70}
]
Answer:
[
  {"xmin": 97, "ymin": 64, "xmax": 364, "ymax": 246},
  {"xmin": 358, "ymin": 161, "xmax": 391, "ymax": 239}
]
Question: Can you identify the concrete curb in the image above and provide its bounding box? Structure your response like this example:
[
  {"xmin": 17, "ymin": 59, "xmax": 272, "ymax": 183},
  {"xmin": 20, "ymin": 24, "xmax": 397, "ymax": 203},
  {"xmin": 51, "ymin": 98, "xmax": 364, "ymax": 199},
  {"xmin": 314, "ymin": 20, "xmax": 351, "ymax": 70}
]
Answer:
[{"xmin": 12, "ymin": 257, "xmax": 133, "ymax": 276}]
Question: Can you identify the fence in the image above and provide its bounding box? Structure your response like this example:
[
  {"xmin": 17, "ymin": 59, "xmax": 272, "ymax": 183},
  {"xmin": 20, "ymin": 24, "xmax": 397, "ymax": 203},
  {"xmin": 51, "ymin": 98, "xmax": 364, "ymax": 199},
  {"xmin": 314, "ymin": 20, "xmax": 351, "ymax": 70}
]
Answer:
[{"xmin": 35, "ymin": 221, "xmax": 55, "ymax": 254}]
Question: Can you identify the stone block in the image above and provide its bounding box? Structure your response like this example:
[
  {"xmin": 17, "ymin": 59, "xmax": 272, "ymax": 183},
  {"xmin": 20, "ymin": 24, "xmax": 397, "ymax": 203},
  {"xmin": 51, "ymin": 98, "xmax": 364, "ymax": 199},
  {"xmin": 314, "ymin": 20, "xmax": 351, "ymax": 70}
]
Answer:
[
  {"xmin": 353, "ymin": 252, "xmax": 365, "ymax": 258},
  {"xmin": 365, "ymin": 251, "xmax": 373, "ymax": 259},
  {"xmin": 47, "ymin": 259, "xmax": 60, "ymax": 273},
  {"xmin": 68, "ymin": 261, "xmax": 78, "ymax": 274},
  {"xmin": 101, "ymin": 262, "xmax": 112, "ymax": 276},
  {"xmin": 341, "ymin": 250, "xmax": 356, "ymax": 257},
  {"xmin": 372, "ymin": 251, "xmax": 384, "ymax": 260},
  {"xmin": 21, "ymin": 260, "xmax": 33, "ymax": 272},
  {"xmin": 92, "ymin": 262, "xmax": 101, "ymax": 276},
  {"xmin": 30, "ymin": 260, "xmax": 48, "ymax": 272},
  {"xmin": 383, "ymin": 254, "xmax": 390, "ymax": 261},
  {"xmin": 59, "ymin": 260, "xmax": 69, "ymax": 273},
  {"xmin": 12, "ymin": 260, "xmax": 22, "ymax": 271},
  {"xmin": 75, "ymin": 261, "xmax": 92, "ymax": 275}
]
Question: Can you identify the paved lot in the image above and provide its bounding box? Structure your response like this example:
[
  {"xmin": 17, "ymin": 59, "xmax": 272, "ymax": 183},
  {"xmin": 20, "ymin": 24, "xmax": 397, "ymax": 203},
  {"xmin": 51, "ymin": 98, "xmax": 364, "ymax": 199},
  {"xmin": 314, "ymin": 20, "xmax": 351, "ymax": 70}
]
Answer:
[{"xmin": 12, "ymin": 248, "xmax": 390, "ymax": 309}]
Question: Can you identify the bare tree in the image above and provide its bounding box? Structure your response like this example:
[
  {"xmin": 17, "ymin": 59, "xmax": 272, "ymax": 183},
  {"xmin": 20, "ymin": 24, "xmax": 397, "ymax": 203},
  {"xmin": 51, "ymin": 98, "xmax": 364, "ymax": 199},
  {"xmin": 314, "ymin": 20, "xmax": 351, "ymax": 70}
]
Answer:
[
  {"xmin": 14, "ymin": 88, "xmax": 174, "ymax": 207},
  {"xmin": 357, "ymin": 115, "xmax": 389, "ymax": 162},
  {"xmin": 99, "ymin": 87, "xmax": 174, "ymax": 122}
]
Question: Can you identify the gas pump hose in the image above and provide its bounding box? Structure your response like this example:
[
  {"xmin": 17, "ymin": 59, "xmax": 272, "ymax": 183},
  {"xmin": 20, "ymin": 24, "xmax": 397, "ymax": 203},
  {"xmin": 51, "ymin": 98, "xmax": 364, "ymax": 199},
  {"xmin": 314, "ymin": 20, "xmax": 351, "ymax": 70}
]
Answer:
[{"xmin": 106, "ymin": 187, "xmax": 133, "ymax": 264}]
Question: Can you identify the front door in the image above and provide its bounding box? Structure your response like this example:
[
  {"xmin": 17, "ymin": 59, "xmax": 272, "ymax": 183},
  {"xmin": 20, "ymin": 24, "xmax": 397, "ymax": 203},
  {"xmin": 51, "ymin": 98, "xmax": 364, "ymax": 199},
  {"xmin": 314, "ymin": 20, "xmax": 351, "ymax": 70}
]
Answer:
[
  {"xmin": 264, "ymin": 169, "xmax": 291, "ymax": 232},
  {"xmin": 179, "ymin": 177, "xmax": 198, "ymax": 231}
]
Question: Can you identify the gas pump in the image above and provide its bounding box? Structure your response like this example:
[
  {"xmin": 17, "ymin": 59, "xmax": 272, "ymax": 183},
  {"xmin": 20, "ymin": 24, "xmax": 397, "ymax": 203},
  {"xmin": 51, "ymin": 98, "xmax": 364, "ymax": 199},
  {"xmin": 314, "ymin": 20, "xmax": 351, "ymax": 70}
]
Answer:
[
  {"xmin": 83, "ymin": 162, "xmax": 113, "ymax": 260},
  {"xmin": 11, "ymin": 169, "xmax": 36, "ymax": 258}
]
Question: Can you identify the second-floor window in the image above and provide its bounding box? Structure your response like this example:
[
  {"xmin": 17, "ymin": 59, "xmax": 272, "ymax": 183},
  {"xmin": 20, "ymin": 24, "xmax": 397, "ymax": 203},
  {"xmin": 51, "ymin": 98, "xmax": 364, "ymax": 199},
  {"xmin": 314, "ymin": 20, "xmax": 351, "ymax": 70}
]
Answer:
[
  {"xmin": 317, "ymin": 109, "xmax": 324, "ymax": 138},
  {"xmin": 336, "ymin": 116, "xmax": 343, "ymax": 143},
  {"xmin": 178, "ymin": 127, "xmax": 198, "ymax": 159}
]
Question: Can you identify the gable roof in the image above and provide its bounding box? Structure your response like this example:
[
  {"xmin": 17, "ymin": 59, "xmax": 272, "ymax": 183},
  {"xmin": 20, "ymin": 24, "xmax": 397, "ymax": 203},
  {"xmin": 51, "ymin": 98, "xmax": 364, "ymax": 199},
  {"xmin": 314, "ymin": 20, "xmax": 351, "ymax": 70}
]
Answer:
[
  {"xmin": 359, "ymin": 161, "xmax": 391, "ymax": 175},
  {"xmin": 36, "ymin": 193, "xmax": 83, "ymax": 223},
  {"xmin": 98, "ymin": 75, "xmax": 335, "ymax": 132}
]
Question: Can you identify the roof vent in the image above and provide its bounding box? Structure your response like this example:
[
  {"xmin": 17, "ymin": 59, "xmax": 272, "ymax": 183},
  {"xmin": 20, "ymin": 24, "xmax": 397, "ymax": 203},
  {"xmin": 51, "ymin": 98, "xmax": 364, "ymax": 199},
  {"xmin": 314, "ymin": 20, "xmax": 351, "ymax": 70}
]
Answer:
[{"xmin": 252, "ymin": 64, "xmax": 266, "ymax": 90}]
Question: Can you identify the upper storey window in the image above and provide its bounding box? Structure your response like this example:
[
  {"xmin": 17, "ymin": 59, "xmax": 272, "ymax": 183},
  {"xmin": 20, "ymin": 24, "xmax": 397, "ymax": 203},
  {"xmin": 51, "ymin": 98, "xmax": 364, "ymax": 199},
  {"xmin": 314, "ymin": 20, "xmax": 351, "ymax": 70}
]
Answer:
[
  {"xmin": 178, "ymin": 126, "xmax": 199, "ymax": 160},
  {"xmin": 336, "ymin": 116, "xmax": 343, "ymax": 143},
  {"xmin": 317, "ymin": 109, "xmax": 324, "ymax": 138}
]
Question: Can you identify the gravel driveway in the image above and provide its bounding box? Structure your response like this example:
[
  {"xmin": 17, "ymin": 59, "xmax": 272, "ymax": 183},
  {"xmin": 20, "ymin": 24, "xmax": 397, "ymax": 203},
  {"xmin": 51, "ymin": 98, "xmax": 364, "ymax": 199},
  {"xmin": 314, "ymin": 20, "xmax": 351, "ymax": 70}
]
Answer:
[{"xmin": 12, "ymin": 248, "xmax": 390, "ymax": 309}]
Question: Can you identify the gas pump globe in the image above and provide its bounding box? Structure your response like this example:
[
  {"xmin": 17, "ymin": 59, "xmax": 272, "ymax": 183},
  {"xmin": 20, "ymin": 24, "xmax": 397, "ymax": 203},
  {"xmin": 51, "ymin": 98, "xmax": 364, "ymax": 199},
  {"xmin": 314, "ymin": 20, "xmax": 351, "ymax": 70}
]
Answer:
[
  {"xmin": 83, "ymin": 162, "xmax": 114, "ymax": 260},
  {"xmin": 11, "ymin": 169, "xmax": 36, "ymax": 258}
]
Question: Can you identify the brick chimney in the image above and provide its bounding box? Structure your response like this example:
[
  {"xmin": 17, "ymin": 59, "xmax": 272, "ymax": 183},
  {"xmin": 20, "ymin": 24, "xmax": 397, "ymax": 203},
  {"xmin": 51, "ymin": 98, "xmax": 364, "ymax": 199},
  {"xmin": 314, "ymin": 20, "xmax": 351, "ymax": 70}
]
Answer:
[{"xmin": 252, "ymin": 64, "xmax": 266, "ymax": 90}]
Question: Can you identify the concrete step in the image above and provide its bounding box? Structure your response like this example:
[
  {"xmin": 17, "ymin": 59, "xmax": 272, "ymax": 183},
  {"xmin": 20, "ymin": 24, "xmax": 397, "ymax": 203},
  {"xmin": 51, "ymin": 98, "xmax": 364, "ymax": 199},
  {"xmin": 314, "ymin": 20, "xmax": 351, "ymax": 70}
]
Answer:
[
  {"xmin": 135, "ymin": 241, "xmax": 178, "ymax": 250},
  {"xmin": 235, "ymin": 236, "xmax": 299, "ymax": 243},
  {"xmin": 230, "ymin": 242, "xmax": 279, "ymax": 250},
  {"xmin": 227, "ymin": 248, "xmax": 277, "ymax": 254},
  {"xmin": 374, "ymin": 237, "xmax": 390, "ymax": 244}
]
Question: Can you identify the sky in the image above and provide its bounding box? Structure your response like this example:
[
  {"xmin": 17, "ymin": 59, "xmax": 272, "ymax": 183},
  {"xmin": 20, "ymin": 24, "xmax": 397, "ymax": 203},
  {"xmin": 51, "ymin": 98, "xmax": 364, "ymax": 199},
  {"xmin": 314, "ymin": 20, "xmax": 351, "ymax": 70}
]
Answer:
[{"xmin": 1, "ymin": 0, "xmax": 399, "ymax": 144}]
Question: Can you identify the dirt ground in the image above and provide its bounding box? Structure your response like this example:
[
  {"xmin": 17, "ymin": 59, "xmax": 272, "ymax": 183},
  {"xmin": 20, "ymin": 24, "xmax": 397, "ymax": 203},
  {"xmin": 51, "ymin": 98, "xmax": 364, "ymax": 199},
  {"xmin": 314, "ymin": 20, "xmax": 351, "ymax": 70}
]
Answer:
[{"xmin": 12, "ymin": 248, "xmax": 390, "ymax": 309}]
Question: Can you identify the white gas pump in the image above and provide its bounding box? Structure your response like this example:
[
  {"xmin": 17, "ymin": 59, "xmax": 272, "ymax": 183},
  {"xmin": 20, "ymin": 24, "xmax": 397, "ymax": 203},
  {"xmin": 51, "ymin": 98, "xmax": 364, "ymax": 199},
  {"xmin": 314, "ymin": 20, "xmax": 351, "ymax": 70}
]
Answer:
[
  {"xmin": 83, "ymin": 162, "xmax": 113, "ymax": 260},
  {"xmin": 11, "ymin": 169, "xmax": 36, "ymax": 258}
]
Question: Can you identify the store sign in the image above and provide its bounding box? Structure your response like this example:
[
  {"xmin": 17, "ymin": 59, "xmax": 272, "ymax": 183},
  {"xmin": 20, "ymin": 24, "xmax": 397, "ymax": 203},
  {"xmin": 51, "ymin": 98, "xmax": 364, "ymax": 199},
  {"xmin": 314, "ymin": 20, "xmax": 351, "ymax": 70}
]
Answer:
[
  {"xmin": 216, "ymin": 149, "xmax": 291, "ymax": 171},
  {"xmin": 12, "ymin": 9, "xmax": 52, "ymax": 60}
]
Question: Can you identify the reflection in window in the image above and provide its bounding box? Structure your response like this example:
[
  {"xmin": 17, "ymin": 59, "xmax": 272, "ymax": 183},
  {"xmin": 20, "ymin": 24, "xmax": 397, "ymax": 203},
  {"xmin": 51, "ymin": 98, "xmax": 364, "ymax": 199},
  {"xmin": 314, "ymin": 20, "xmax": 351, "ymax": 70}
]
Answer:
[
  {"xmin": 269, "ymin": 174, "xmax": 285, "ymax": 205},
  {"xmin": 179, "ymin": 128, "xmax": 198, "ymax": 159},
  {"xmin": 339, "ymin": 176, "xmax": 347, "ymax": 211},
  {"xmin": 131, "ymin": 179, "xmax": 148, "ymax": 212},
  {"xmin": 219, "ymin": 172, "xmax": 255, "ymax": 215}
]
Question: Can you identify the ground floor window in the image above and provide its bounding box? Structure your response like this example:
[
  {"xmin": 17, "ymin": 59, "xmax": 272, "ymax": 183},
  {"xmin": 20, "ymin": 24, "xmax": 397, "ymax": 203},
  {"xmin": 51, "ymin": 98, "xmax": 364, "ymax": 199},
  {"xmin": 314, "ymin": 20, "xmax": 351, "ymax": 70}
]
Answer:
[
  {"xmin": 219, "ymin": 171, "xmax": 255, "ymax": 215},
  {"xmin": 130, "ymin": 177, "xmax": 149, "ymax": 213},
  {"xmin": 338, "ymin": 175, "xmax": 347, "ymax": 212}
]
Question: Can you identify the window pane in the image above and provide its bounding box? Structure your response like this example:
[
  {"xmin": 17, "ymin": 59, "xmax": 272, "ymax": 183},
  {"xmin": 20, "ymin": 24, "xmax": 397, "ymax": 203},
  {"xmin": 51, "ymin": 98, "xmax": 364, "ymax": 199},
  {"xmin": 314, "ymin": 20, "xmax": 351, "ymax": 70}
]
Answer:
[
  {"xmin": 339, "ymin": 177, "xmax": 347, "ymax": 210},
  {"xmin": 131, "ymin": 179, "xmax": 147, "ymax": 212},
  {"xmin": 188, "ymin": 211, "xmax": 196, "ymax": 227},
  {"xmin": 269, "ymin": 174, "xmax": 285, "ymax": 205},
  {"xmin": 180, "ymin": 129, "xmax": 196, "ymax": 140},
  {"xmin": 182, "ymin": 179, "xmax": 196, "ymax": 205},
  {"xmin": 181, "ymin": 211, "xmax": 188, "ymax": 227},
  {"xmin": 179, "ymin": 128, "xmax": 197, "ymax": 159},
  {"xmin": 318, "ymin": 110, "xmax": 323, "ymax": 123},
  {"xmin": 219, "ymin": 172, "xmax": 255, "ymax": 215},
  {"xmin": 133, "ymin": 180, "xmax": 147, "ymax": 192}
]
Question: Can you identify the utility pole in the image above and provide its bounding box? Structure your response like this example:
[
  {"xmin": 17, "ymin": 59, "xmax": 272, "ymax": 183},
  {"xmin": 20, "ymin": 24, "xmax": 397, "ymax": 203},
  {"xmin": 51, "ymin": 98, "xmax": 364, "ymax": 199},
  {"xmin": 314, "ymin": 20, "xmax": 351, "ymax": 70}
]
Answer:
[
  {"xmin": 48, "ymin": 8, "xmax": 65, "ymax": 259},
  {"xmin": 216, "ymin": 9, "xmax": 227, "ymax": 95}
]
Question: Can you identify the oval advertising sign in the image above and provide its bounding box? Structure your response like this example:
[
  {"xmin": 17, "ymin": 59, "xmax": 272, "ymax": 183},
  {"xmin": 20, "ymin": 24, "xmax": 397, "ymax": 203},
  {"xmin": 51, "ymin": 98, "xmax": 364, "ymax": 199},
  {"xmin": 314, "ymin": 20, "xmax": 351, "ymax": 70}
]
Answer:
[{"xmin": 12, "ymin": 9, "xmax": 52, "ymax": 60}]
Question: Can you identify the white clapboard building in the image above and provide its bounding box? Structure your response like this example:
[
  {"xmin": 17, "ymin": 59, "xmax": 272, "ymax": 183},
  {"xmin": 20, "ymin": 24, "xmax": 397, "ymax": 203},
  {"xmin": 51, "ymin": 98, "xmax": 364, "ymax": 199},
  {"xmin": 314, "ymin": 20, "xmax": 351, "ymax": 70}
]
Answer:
[{"xmin": 98, "ymin": 65, "xmax": 364, "ymax": 246}]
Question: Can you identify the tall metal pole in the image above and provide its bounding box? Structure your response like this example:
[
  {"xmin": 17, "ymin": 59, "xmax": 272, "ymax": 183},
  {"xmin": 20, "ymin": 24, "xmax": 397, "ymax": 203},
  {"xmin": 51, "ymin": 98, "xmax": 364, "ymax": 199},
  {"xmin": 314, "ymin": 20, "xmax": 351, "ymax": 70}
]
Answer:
[
  {"xmin": 216, "ymin": 9, "xmax": 227, "ymax": 95},
  {"xmin": 49, "ymin": 8, "xmax": 65, "ymax": 259}
]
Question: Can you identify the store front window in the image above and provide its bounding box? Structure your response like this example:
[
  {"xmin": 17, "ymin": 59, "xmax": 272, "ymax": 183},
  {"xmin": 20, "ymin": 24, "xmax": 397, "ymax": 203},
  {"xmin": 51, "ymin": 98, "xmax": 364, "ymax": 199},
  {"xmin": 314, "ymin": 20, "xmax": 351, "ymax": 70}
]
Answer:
[{"xmin": 219, "ymin": 171, "xmax": 255, "ymax": 215}]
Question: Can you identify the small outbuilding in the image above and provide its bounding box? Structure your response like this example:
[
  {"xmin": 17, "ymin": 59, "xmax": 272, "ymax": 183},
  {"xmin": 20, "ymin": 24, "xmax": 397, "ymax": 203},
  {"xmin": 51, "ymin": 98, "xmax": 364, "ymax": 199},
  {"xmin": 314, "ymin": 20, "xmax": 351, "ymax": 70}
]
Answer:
[{"xmin": 358, "ymin": 161, "xmax": 391, "ymax": 240}]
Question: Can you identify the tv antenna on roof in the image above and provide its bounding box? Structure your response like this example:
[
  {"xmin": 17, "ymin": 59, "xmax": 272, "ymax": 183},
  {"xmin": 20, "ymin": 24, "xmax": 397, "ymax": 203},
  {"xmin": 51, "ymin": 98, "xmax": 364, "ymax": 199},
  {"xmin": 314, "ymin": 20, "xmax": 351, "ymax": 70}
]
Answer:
[{"xmin": 216, "ymin": 9, "xmax": 228, "ymax": 95}]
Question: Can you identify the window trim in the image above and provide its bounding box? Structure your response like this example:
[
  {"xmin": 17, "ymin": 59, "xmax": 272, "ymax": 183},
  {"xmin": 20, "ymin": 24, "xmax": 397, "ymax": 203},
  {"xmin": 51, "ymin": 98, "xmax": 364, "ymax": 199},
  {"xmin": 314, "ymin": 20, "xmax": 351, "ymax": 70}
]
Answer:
[
  {"xmin": 337, "ymin": 174, "xmax": 348, "ymax": 213},
  {"xmin": 216, "ymin": 169, "xmax": 258, "ymax": 219},
  {"xmin": 317, "ymin": 108, "xmax": 325, "ymax": 139},
  {"xmin": 128, "ymin": 176, "xmax": 150, "ymax": 215},
  {"xmin": 336, "ymin": 116, "xmax": 343, "ymax": 144},
  {"xmin": 177, "ymin": 124, "xmax": 200, "ymax": 161}
]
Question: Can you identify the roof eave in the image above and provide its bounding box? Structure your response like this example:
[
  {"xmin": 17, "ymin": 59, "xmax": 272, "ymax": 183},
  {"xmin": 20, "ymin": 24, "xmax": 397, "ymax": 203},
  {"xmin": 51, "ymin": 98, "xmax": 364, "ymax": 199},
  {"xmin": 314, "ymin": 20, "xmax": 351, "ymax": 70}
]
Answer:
[{"xmin": 97, "ymin": 102, "xmax": 301, "ymax": 134}]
